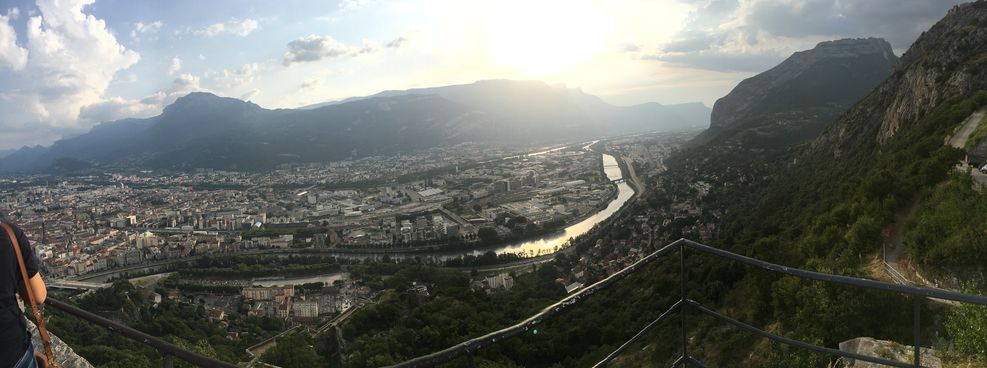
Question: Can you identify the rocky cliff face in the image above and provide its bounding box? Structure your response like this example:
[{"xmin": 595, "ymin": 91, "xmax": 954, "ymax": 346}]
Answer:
[
  {"xmin": 697, "ymin": 38, "xmax": 896, "ymax": 148},
  {"xmin": 711, "ymin": 38, "xmax": 895, "ymax": 131},
  {"xmin": 812, "ymin": 2, "xmax": 987, "ymax": 157}
]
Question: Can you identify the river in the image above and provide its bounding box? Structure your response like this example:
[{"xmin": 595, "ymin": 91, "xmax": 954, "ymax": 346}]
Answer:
[
  {"xmin": 77, "ymin": 150, "xmax": 635, "ymax": 282},
  {"xmin": 478, "ymin": 153, "xmax": 631, "ymax": 257}
]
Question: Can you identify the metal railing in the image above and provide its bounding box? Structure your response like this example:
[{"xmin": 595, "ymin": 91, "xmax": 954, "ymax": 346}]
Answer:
[
  {"xmin": 885, "ymin": 261, "xmax": 911, "ymax": 285},
  {"xmin": 45, "ymin": 298, "xmax": 238, "ymax": 368},
  {"xmin": 386, "ymin": 238, "xmax": 987, "ymax": 368}
]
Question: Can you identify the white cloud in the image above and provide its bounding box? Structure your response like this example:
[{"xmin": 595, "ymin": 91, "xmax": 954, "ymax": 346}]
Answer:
[
  {"xmin": 172, "ymin": 73, "xmax": 200, "ymax": 90},
  {"xmin": 194, "ymin": 18, "xmax": 258, "ymax": 38},
  {"xmin": 282, "ymin": 34, "xmax": 407, "ymax": 66},
  {"xmin": 0, "ymin": 8, "xmax": 28, "ymax": 71},
  {"xmin": 79, "ymin": 74, "xmax": 208, "ymax": 125},
  {"xmin": 283, "ymin": 35, "xmax": 351, "ymax": 65},
  {"xmin": 130, "ymin": 20, "xmax": 162, "ymax": 38},
  {"xmin": 339, "ymin": 0, "xmax": 371, "ymax": 10},
  {"xmin": 218, "ymin": 63, "xmax": 258, "ymax": 87},
  {"xmin": 7, "ymin": 0, "xmax": 141, "ymax": 137},
  {"xmin": 167, "ymin": 56, "xmax": 182, "ymax": 75},
  {"xmin": 77, "ymin": 96, "xmax": 161, "ymax": 124}
]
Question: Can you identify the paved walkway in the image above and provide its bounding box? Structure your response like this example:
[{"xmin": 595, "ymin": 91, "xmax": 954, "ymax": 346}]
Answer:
[{"xmin": 947, "ymin": 106, "xmax": 987, "ymax": 149}]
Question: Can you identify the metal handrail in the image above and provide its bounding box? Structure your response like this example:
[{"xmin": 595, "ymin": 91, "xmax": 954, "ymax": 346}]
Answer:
[
  {"xmin": 682, "ymin": 240, "xmax": 987, "ymax": 305},
  {"xmin": 685, "ymin": 299, "xmax": 913, "ymax": 368},
  {"xmin": 45, "ymin": 298, "xmax": 238, "ymax": 368},
  {"xmin": 591, "ymin": 300, "xmax": 681, "ymax": 368},
  {"xmin": 387, "ymin": 239, "xmax": 987, "ymax": 368}
]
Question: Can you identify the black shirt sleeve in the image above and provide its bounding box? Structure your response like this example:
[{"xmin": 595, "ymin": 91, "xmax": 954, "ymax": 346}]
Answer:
[{"xmin": 13, "ymin": 226, "xmax": 39, "ymax": 278}]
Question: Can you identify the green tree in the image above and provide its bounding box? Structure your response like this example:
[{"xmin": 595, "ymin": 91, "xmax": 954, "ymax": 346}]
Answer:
[
  {"xmin": 944, "ymin": 282, "xmax": 987, "ymax": 363},
  {"xmin": 477, "ymin": 227, "xmax": 499, "ymax": 244},
  {"xmin": 261, "ymin": 334, "xmax": 323, "ymax": 368}
]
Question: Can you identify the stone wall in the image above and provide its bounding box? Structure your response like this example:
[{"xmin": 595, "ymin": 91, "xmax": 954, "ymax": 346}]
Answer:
[
  {"xmin": 25, "ymin": 320, "xmax": 94, "ymax": 368},
  {"xmin": 839, "ymin": 337, "xmax": 941, "ymax": 368}
]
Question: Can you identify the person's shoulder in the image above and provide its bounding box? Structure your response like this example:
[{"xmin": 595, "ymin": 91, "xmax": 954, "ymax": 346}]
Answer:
[{"xmin": 1, "ymin": 220, "xmax": 25, "ymax": 237}]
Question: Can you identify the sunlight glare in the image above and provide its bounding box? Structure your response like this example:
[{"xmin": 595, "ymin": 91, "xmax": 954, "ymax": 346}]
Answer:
[{"xmin": 484, "ymin": 1, "xmax": 611, "ymax": 77}]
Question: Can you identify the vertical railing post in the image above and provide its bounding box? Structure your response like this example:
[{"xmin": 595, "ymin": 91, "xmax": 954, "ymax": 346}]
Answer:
[
  {"xmin": 162, "ymin": 354, "xmax": 174, "ymax": 368},
  {"xmin": 680, "ymin": 244, "xmax": 688, "ymax": 366},
  {"xmin": 913, "ymin": 297, "xmax": 921, "ymax": 368}
]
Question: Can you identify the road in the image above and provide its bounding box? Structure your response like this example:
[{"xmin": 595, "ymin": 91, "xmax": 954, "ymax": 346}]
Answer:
[
  {"xmin": 458, "ymin": 252, "xmax": 560, "ymax": 274},
  {"xmin": 950, "ymin": 106, "xmax": 987, "ymax": 187},
  {"xmin": 947, "ymin": 106, "xmax": 987, "ymax": 149},
  {"xmin": 315, "ymin": 301, "xmax": 367, "ymax": 334},
  {"xmin": 622, "ymin": 156, "xmax": 645, "ymax": 195}
]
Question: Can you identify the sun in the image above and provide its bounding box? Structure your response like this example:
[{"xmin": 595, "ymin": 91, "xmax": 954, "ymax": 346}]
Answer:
[{"xmin": 484, "ymin": 1, "xmax": 611, "ymax": 77}]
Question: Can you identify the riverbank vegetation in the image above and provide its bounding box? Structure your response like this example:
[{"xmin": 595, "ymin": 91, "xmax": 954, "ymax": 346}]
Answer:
[{"xmin": 177, "ymin": 255, "xmax": 343, "ymax": 278}]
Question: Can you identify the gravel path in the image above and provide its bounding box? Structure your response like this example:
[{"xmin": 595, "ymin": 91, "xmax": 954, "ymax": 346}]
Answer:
[{"xmin": 947, "ymin": 106, "xmax": 987, "ymax": 149}]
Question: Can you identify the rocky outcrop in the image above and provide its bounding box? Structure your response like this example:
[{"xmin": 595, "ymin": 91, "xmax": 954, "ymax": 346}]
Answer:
[
  {"xmin": 811, "ymin": 1, "xmax": 987, "ymax": 158},
  {"xmin": 694, "ymin": 38, "xmax": 896, "ymax": 148},
  {"xmin": 26, "ymin": 320, "xmax": 94, "ymax": 368},
  {"xmin": 839, "ymin": 337, "xmax": 941, "ymax": 368}
]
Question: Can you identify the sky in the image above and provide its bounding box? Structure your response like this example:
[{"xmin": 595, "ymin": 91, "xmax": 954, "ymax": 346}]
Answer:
[{"xmin": 0, "ymin": 0, "xmax": 968, "ymax": 150}]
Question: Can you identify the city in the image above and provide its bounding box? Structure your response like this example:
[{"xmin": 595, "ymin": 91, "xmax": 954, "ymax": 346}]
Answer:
[
  {"xmin": 0, "ymin": 132, "xmax": 688, "ymax": 350},
  {"xmin": 3, "ymin": 1, "xmax": 987, "ymax": 368}
]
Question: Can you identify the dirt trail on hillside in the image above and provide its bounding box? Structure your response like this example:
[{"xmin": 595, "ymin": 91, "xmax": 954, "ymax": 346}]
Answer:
[{"xmin": 884, "ymin": 197, "xmax": 921, "ymax": 269}]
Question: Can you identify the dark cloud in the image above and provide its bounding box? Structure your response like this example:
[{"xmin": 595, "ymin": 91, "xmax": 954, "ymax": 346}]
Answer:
[
  {"xmin": 747, "ymin": 0, "xmax": 964, "ymax": 49},
  {"xmin": 619, "ymin": 43, "xmax": 641, "ymax": 52},
  {"xmin": 385, "ymin": 37, "xmax": 406, "ymax": 48},
  {"xmin": 654, "ymin": 0, "xmax": 967, "ymax": 72},
  {"xmin": 660, "ymin": 32, "xmax": 718, "ymax": 53},
  {"xmin": 299, "ymin": 79, "xmax": 321, "ymax": 89},
  {"xmin": 649, "ymin": 49, "xmax": 784, "ymax": 73}
]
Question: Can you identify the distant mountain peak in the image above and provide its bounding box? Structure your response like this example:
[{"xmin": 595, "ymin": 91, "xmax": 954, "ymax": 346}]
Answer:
[
  {"xmin": 697, "ymin": 37, "xmax": 897, "ymax": 149},
  {"xmin": 792, "ymin": 38, "xmax": 895, "ymax": 64},
  {"xmin": 163, "ymin": 92, "xmax": 261, "ymax": 114}
]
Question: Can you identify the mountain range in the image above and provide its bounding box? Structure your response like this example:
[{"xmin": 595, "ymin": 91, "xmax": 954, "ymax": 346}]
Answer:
[{"xmin": 0, "ymin": 80, "xmax": 710, "ymax": 173}]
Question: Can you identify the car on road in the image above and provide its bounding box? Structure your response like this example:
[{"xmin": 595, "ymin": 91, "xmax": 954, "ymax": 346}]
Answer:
[{"xmin": 981, "ymin": 164, "xmax": 987, "ymax": 174}]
